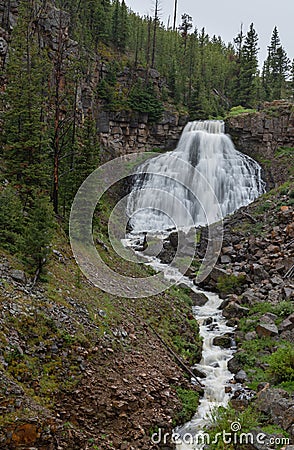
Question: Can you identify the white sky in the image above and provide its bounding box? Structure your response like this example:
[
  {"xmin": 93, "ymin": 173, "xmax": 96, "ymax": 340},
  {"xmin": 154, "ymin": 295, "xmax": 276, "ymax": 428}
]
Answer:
[{"xmin": 126, "ymin": 0, "xmax": 294, "ymax": 66}]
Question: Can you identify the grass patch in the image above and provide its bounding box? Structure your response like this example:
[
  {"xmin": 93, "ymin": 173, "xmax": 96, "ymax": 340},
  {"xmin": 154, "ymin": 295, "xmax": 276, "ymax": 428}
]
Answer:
[
  {"xmin": 226, "ymin": 105, "xmax": 257, "ymax": 118},
  {"xmin": 174, "ymin": 387, "xmax": 199, "ymax": 424}
]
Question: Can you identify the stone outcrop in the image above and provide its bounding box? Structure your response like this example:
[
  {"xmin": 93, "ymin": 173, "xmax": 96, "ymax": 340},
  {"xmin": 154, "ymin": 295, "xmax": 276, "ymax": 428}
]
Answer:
[
  {"xmin": 257, "ymin": 388, "xmax": 294, "ymax": 440},
  {"xmin": 0, "ymin": 1, "xmax": 20, "ymax": 31},
  {"xmin": 226, "ymin": 101, "xmax": 294, "ymax": 186},
  {"xmin": 0, "ymin": 0, "xmax": 187, "ymax": 159},
  {"xmin": 97, "ymin": 109, "xmax": 188, "ymax": 159}
]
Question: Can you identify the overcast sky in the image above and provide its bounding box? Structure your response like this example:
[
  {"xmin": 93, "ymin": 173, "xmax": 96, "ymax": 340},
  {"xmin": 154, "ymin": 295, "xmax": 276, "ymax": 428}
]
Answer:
[{"xmin": 126, "ymin": 0, "xmax": 294, "ymax": 67}]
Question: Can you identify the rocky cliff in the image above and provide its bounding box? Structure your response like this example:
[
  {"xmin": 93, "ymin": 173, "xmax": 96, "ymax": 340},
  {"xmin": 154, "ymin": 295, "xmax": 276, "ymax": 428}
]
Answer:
[
  {"xmin": 226, "ymin": 101, "xmax": 294, "ymax": 186},
  {"xmin": 97, "ymin": 109, "xmax": 187, "ymax": 159}
]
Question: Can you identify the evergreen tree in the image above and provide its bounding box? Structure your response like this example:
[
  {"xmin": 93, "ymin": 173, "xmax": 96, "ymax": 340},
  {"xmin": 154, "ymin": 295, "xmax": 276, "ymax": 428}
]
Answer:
[
  {"xmin": 238, "ymin": 23, "xmax": 259, "ymax": 107},
  {"xmin": 20, "ymin": 195, "xmax": 55, "ymax": 276},
  {"xmin": 0, "ymin": 185, "xmax": 23, "ymax": 252},
  {"xmin": 290, "ymin": 59, "xmax": 294, "ymax": 99},
  {"xmin": 151, "ymin": 0, "xmax": 160, "ymax": 68},
  {"xmin": 179, "ymin": 13, "xmax": 193, "ymax": 54},
  {"xmin": 119, "ymin": 0, "xmax": 129, "ymax": 51},
  {"xmin": 111, "ymin": 0, "xmax": 120, "ymax": 47},
  {"xmin": 1, "ymin": 1, "xmax": 51, "ymax": 197},
  {"xmin": 263, "ymin": 26, "xmax": 290, "ymax": 100}
]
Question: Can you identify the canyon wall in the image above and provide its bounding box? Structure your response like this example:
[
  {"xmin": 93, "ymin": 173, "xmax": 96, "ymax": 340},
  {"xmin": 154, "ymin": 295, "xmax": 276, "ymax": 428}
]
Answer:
[
  {"xmin": 226, "ymin": 101, "xmax": 294, "ymax": 186},
  {"xmin": 96, "ymin": 109, "xmax": 188, "ymax": 160}
]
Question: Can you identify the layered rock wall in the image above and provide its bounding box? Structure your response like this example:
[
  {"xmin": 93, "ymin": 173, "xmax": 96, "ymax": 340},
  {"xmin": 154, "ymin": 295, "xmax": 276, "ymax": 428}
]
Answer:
[
  {"xmin": 226, "ymin": 101, "xmax": 294, "ymax": 186},
  {"xmin": 96, "ymin": 109, "xmax": 188, "ymax": 160}
]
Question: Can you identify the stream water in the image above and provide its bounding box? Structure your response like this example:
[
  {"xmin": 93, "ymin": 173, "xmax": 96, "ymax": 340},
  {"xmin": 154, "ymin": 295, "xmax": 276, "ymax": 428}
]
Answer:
[
  {"xmin": 125, "ymin": 120, "xmax": 264, "ymax": 449},
  {"xmin": 121, "ymin": 240, "xmax": 236, "ymax": 449}
]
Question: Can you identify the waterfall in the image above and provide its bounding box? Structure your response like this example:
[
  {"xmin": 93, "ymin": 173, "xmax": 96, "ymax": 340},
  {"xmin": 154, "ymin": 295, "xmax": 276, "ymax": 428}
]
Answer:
[
  {"xmin": 127, "ymin": 120, "xmax": 265, "ymax": 232},
  {"xmin": 124, "ymin": 120, "xmax": 265, "ymax": 449}
]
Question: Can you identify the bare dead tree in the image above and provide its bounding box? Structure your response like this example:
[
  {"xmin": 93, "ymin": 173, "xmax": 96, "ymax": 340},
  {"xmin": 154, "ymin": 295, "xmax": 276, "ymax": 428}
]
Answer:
[
  {"xmin": 151, "ymin": 0, "xmax": 161, "ymax": 69},
  {"xmin": 173, "ymin": 0, "xmax": 178, "ymax": 31}
]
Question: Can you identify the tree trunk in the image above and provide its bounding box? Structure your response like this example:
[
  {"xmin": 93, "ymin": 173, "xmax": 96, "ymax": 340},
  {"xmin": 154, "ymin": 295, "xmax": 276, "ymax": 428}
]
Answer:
[
  {"xmin": 151, "ymin": 0, "xmax": 158, "ymax": 69},
  {"xmin": 173, "ymin": 0, "xmax": 177, "ymax": 31}
]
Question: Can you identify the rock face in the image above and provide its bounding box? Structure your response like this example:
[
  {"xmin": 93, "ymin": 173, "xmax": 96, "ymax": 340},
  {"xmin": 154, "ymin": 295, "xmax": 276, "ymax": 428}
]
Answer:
[
  {"xmin": 226, "ymin": 101, "xmax": 294, "ymax": 186},
  {"xmin": 0, "ymin": 1, "xmax": 20, "ymax": 31},
  {"xmin": 97, "ymin": 109, "xmax": 188, "ymax": 159},
  {"xmin": 257, "ymin": 388, "xmax": 294, "ymax": 440},
  {"xmin": 0, "ymin": 1, "xmax": 187, "ymax": 160}
]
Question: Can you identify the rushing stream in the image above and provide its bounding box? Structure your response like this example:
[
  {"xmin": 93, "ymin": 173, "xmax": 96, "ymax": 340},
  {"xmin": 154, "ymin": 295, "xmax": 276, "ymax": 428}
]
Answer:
[{"xmin": 125, "ymin": 120, "xmax": 265, "ymax": 449}]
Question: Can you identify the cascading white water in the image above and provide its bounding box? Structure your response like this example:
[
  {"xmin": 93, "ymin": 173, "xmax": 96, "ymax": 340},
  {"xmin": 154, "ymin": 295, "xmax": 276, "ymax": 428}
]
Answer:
[
  {"xmin": 125, "ymin": 120, "xmax": 265, "ymax": 450},
  {"xmin": 127, "ymin": 120, "xmax": 265, "ymax": 232}
]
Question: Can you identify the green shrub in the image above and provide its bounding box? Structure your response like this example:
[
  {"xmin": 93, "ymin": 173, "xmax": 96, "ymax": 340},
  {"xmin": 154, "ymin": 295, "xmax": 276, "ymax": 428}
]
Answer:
[
  {"xmin": 175, "ymin": 387, "xmax": 199, "ymax": 423},
  {"xmin": 272, "ymin": 301, "xmax": 294, "ymax": 318},
  {"xmin": 226, "ymin": 105, "xmax": 256, "ymax": 118},
  {"xmin": 19, "ymin": 196, "xmax": 55, "ymax": 274},
  {"xmin": 207, "ymin": 405, "xmax": 260, "ymax": 448},
  {"xmin": 267, "ymin": 344, "xmax": 294, "ymax": 383},
  {"xmin": 216, "ymin": 274, "xmax": 246, "ymax": 295}
]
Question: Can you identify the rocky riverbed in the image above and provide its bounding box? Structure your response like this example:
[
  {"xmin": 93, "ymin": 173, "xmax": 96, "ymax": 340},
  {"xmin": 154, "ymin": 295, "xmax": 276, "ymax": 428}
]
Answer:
[{"xmin": 156, "ymin": 180, "xmax": 294, "ymax": 446}]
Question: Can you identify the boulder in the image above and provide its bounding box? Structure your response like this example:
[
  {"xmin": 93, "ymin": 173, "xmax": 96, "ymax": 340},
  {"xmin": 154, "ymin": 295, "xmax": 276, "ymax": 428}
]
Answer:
[
  {"xmin": 220, "ymin": 255, "xmax": 232, "ymax": 264},
  {"xmin": 259, "ymin": 313, "xmax": 278, "ymax": 324},
  {"xmin": 212, "ymin": 335, "xmax": 232, "ymax": 348},
  {"xmin": 245, "ymin": 331, "xmax": 257, "ymax": 341},
  {"xmin": 209, "ymin": 266, "xmax": 229, "ymax": 282},
  {"xmin": 252, "ymin": 264, "xmax": 269, "ymax": 281},
  {"xmin": 222, "ymin": 302, "xmax": 249, "ymax": 319},
  {"xmin": 271, "ymin": 276, "xmax": 283, "ymax": 285},
  {"xmin": 169, "ymin": 231, "xmax": 178, "ymax": 249},
  {"xmin": 191, "ymin": 367, "xmax": 206, "ymax": 379},
  {"xmin": 279, "ymin": 318, "xmax": 294, "ymax": 333},
  {"xmin": 256, "ymin": 323, "xmax": 279, "ymax": 337},
  {"xmin": 241, "ymin": 289, "xmax": 257, "ymax": 305},
  {"xmin": 228, "ymin": 355, "xmax": 242, "ymax": 374},
  {"xmin": 189, "ymin": 291, "xmax": 209, "ymax": 307},
  {"xmin": 11, "ymin": 270, "xmax": 26, "ymax": 284},
  {"xmin": 235, "ymin": 369, "xmax": 248, "ymax": 383},
  {"xmin": 256, "ymin": 388, "xmax": 294, "ymax": 435},
  {"xmin": 283, "ymin": 286, "xmax": 294, "ymax": 299}
]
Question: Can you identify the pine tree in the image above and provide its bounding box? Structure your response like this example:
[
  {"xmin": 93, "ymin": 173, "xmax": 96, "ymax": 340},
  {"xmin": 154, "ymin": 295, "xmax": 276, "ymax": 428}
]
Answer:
[
  {"xmin": 151, "ymin": 0, "xmax": 160, "ymax": 68},
  {"xmin": 290, "ymin": 59, "xmax": 294, "ymax": 99},
  {"xmin": 111, "ymin": 0, "xmax": 120, "ymax": 47},
  {"xmin": 2, "ymin": 1, "xmax": 51, "ymax": 197},
  {"xmin": 238, "ymin": 23, "xmax": 259, "ymax": 107},
  {"xmin": 119, "ymin": 0, "xmax": 128, "ymax": 51},
  {"xmin": 0, "ymin": 186, "xmax": 23, "ymax": 252},
  {"xmin": 263, "ymin": 26, "xmax": 290, "ymax": 100},
  {"xmin": 20, "ymin": 195, "xmax": 55, "ymax": 276},
  {"xmin": 179, "ymin": 13, "xmax": 193, "ymax": 54}
]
